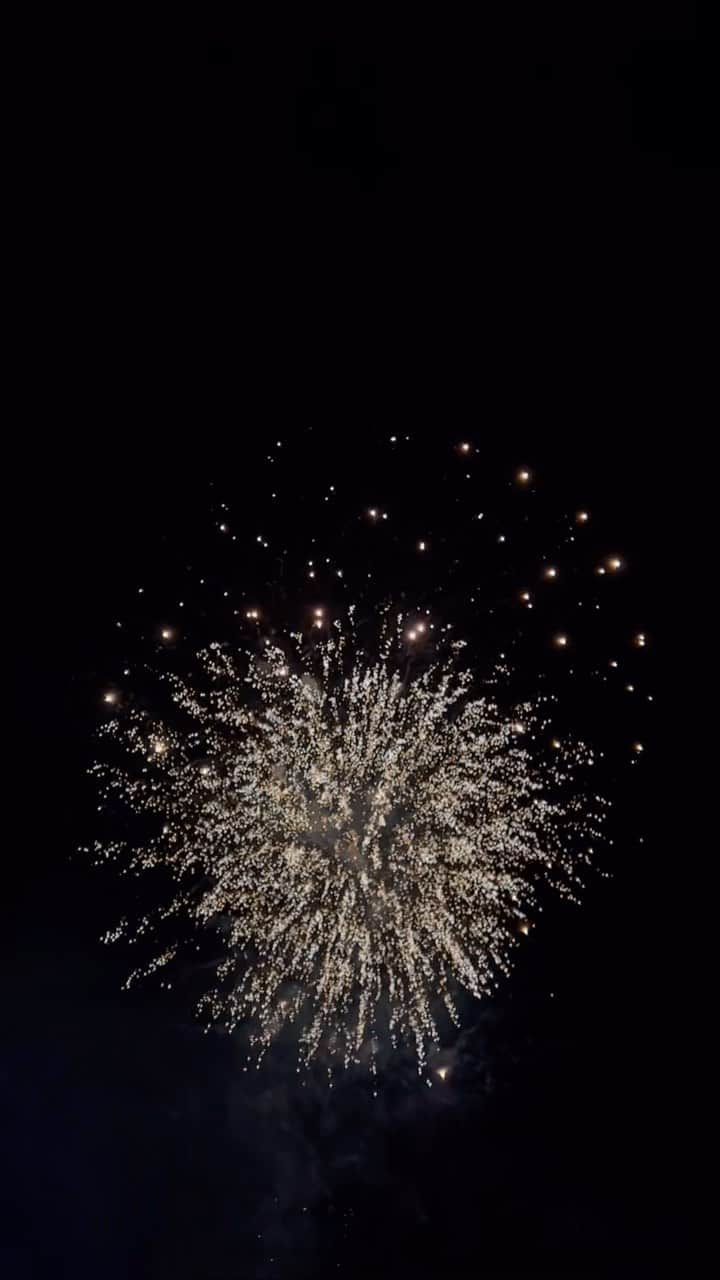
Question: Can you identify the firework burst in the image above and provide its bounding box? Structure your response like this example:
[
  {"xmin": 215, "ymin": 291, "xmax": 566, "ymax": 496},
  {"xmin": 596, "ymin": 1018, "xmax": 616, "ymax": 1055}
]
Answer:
[{"xmin": 90, "ymin": 608, "xmax": 604, "ymax": 1073}]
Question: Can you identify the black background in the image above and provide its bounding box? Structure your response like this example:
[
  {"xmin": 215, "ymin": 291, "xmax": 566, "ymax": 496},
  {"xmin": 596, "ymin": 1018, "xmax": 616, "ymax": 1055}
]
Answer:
[{"xmin": 5, "ymin": 8, "xmax": 714, "ymax": 1277}]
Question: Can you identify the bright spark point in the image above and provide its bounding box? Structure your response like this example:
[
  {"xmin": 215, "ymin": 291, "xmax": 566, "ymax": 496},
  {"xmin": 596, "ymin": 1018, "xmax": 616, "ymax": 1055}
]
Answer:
[
  {"xmin": 92, "ymin": 618, "xmax": 601, "ymax": 1072},
  {"xmin": 418, "ymin": 541, "xmax": 426, "ymax": 551},
  {"xmin": 459, "ymin": 442, "xmax": 471, "ymax": 453},
  {"xmin": 544, "ymin": 567, "xmax": 558, "ymax": 580},
  {"xmin": 608, "ymin": 557, "xmax": 623, "ymax": 571},
  {"xmin": 161, "ymin": 628, "xmax": 173, "ymax": 641},
  {"xmin": 554, "ymin": 634, "xmax": 569, "ymax": 648},
  {"xmin": 633, "ymin": 742, "xmax": 644, "ymax": 753},
  {"xmin": 517, "ymin": 469, "xmax": 531, "ymax": 484},
  {"xmin": 103, "ymin": 692, "xmax": 116, "ymax": 704},
  {"xmin": 576, "ymin": 511, "xmax": 590, "ymax": 524},
  {"xmin": 635, "ymin": 633, "xmax": 647, "ymax": 648},
  {"xmin": 436, "ymin": 1066, "xmax": 449, "ymax": 1081}
]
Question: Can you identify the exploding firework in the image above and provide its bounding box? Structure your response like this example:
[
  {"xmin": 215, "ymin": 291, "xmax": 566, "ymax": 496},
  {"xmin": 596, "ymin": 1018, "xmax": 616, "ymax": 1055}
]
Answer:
[
  {"xmin": 87, "ymin": 435, "xmax": 649, "ymax": 1075},
  {"xmin": 90, "ymin": 608, "xmax": 604, "ymax": 1073}
]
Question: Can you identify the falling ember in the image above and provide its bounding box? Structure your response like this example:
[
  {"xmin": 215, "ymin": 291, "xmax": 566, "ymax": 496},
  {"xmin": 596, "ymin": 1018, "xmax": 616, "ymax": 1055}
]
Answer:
[
  {"xmin": 517, "ymin": 469, "xmax": 531, "ymax": 484},
  {"xmin": 576, "ymin": 511, "xmax": 590, "ymax": 524},
  {"xmin": 89, "ymin": 616, "xmax": 603, "ymax": 1073},
  {"xmin": 553, "ymin": 633, "xmax": 569, "ymax": 648},
  {"xmin": 634, "ymin": 633, "xmax": 647, "ymax": 648},
  {"xmin": 544, "ymin": 567, "xmax": 558, "ymax": 580}
]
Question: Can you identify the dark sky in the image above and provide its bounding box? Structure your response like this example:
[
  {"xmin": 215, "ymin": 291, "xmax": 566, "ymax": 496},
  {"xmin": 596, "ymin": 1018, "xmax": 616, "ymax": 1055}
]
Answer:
[{"xmin": 5, "ymin": 11, "xmax": 713, "ymax": 1278}]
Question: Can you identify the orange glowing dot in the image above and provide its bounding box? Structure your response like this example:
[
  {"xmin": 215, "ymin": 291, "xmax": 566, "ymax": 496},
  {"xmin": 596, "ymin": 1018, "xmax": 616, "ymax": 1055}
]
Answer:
[{"xmin": 576, "ymin": 510, "xmax": 590, "ymax": 524}]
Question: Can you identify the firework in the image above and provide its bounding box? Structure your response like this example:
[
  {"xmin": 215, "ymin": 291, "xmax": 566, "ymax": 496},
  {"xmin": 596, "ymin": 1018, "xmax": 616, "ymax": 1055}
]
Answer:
[{"xmin": 90, "ymin": 609, "xmax": 604, "ymax": 1072}]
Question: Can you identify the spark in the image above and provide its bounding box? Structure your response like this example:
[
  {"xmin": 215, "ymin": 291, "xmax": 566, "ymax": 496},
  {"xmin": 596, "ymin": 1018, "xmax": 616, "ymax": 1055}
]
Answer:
[
  {"xmin": 544, "ymin": 567, "xmax": 558, "ymax": 580},
  {"xmin": 576, "ymin": 511, "xmax": 590, "ymax": 524},
  {"xmin": 91, "ymin": 616, "xmax": 602, "ymax": 1072}
]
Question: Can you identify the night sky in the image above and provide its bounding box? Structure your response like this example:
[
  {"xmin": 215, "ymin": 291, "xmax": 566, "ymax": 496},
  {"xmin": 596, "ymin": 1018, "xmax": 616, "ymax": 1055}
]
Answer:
[{"xmin": 5, "ymin": 11, "xmax": 713, "ymax": 1279}]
